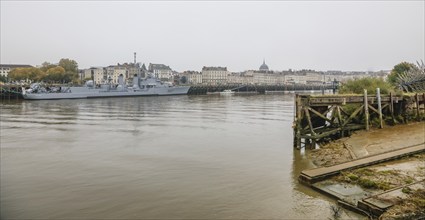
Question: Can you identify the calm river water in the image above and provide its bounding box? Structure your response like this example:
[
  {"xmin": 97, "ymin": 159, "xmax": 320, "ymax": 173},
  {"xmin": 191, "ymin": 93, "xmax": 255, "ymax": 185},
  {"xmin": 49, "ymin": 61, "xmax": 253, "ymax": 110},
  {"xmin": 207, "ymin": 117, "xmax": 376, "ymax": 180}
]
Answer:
[{"xmin": 1, "ymin": 94, "xmax": 361, "ymax": 219}]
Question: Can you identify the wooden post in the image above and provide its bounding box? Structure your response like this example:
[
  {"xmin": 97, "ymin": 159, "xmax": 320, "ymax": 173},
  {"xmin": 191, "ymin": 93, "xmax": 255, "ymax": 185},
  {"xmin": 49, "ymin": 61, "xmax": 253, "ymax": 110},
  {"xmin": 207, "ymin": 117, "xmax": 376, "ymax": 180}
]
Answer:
[
  {"xmin": 364, "ymin": 89, "xmax": 369, "ymax": 131},
  {"xmin": 376, "ymin": 88, "xmax": 384, "ymax": 128},
  {"xmin": 336, "ymin": 106, "xmax": 344, "ymax": 137},
  {"xmin": 294, "ymin": 94, "xmax": 302, "ymax": 148},
  {"xmin": 415, "ymin": 93, "xmax": 420, "ymax": 121},
  {"xmin": 304, "ymin": 108, "xmax": 316, "ymax": 149},
  {"xmin": 390, "ymin": 92, "xmax": 396, "ymax": 123},
  {"xmin": 422, "ymin": 92, "xmax": 425, "ymax": 114}
]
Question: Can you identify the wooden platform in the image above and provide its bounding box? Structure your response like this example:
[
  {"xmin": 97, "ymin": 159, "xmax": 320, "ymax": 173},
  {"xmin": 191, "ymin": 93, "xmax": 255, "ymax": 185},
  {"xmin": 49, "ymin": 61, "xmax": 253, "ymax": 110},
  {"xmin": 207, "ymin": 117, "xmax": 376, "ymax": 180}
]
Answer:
[{"xmin": 299, "ymin": 143, "xmax": 425, "ymax": 184}]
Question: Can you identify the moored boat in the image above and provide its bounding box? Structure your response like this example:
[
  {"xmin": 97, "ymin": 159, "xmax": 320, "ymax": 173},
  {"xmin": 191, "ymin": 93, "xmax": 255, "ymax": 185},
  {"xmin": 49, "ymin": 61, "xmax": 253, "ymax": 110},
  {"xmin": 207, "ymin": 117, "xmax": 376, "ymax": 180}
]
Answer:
[{"xmin": 219, "ymin": 89, "xmax": 235, "ymax": 95}]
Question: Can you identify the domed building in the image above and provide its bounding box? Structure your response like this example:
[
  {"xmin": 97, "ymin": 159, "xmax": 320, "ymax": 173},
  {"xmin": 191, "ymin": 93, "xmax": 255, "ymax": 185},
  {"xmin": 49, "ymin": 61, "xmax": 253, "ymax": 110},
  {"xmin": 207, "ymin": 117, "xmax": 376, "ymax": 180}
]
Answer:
[{"xmin": 259, "ymin": 59, "xmax": 269, "ymax": 71}]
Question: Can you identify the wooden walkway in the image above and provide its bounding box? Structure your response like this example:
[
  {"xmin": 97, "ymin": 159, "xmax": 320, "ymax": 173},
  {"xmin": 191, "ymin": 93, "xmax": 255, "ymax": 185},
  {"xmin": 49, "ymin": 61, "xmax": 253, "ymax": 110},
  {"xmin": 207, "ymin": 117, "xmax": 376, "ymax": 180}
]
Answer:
[{"xmin": 299, "ymin": 143, "xmax": 425, "ymax": 184}]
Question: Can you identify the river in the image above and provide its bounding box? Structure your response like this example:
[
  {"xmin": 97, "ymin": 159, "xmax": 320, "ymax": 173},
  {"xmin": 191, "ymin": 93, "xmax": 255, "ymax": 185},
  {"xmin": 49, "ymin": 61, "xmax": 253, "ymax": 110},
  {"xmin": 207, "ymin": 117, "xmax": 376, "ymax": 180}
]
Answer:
[{"xmin": 0, "ymin": 94, "xmax": 362, "ymax": 219}]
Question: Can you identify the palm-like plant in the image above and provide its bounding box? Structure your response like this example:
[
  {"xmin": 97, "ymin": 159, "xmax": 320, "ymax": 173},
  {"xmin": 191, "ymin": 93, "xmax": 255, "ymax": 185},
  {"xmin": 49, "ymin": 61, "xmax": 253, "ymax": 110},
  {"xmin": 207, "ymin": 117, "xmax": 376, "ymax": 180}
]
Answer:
[{"xmin": 396, "ymin": 60, "xmax": 425, "ymax": 92}]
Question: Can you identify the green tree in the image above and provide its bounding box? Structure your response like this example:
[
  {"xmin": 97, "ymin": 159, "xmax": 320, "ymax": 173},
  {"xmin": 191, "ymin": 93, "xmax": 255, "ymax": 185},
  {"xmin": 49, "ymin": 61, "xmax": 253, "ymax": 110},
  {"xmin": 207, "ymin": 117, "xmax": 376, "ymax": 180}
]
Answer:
[
  {"xmin": 387, "ymin": 62, "xmax": 415, "ymax": 85},
  {"xmin": 45, "ymin": 66, "xmax": 66, "ymax": 83},
  {"xmin": 59, "ymin": 58, "xmax": 78, "ymax": 73},
  {"xmin": 59, "ymin": 58, "xmax": 78, "ymax": 83}
]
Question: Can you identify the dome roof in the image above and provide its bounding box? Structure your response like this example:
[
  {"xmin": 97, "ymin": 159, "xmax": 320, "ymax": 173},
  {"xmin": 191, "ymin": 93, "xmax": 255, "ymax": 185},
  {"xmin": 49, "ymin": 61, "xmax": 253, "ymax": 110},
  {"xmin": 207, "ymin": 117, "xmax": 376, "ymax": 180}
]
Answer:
[{"xmin": 259, "ymin": 59, "xmax": 269, "ymax": 71}]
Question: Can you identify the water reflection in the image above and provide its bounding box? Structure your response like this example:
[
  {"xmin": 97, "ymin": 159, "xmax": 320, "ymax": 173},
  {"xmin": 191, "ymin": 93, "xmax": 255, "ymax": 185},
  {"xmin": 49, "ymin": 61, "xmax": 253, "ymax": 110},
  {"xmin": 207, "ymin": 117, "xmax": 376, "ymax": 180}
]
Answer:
[{"xmin": 1, "ymin": 95, "xmax": 361, "ymax": 219}]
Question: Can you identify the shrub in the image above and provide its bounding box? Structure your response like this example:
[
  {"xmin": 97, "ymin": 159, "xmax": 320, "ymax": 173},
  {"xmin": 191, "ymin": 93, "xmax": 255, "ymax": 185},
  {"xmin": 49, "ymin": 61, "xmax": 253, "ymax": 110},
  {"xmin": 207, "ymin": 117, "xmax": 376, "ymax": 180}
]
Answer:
[{"xmin": 339, "ymin": 78, "xmax": 397, "ymax": 95}]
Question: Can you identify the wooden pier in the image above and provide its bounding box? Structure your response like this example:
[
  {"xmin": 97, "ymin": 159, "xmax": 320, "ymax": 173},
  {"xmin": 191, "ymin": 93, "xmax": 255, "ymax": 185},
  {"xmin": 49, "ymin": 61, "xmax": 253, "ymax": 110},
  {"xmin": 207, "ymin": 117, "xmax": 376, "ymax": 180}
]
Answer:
[
  {"xmin": 0, "ymin": 85, "xmax": 23, "ymax": 100},
  {"xmin": 293, "ymin": 90, "xmax": 425, "ymax": 149}
]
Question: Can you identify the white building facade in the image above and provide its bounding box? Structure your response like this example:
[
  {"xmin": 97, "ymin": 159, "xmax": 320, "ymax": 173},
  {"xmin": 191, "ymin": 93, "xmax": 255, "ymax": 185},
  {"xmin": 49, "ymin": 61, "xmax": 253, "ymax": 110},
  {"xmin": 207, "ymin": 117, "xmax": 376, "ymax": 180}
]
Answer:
[{"xmin": 201, "ymin": 67, "xmax": 229, "ymax": 85}]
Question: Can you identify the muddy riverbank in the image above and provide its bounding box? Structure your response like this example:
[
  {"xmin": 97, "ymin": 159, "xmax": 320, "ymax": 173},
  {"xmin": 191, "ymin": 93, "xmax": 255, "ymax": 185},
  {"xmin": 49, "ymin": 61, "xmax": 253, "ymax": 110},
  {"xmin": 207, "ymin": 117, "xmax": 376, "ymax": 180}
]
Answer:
[
  {"xmin": 305, "ymin": 122, "xmax": 425, "ymax": 219},
  {"xmin": 309, "ymin": 122, "xmax": 425, "ymax": 167}
]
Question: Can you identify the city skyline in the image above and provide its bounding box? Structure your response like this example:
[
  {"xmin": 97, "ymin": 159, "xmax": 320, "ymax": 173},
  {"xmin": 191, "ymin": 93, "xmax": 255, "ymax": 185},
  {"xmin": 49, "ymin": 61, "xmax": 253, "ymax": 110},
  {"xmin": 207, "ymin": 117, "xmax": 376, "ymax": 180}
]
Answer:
[{"xmin": 1, "ymin": 1, "xmax": 424, "ymax": 72}]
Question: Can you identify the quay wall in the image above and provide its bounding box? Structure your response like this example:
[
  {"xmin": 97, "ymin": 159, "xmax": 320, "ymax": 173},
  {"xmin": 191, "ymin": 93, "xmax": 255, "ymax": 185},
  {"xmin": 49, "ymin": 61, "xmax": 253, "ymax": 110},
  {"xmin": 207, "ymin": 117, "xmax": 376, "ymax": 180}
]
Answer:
[{"xmin": 1, "ymin": 84, "xmax": 336, "ymax": 100}]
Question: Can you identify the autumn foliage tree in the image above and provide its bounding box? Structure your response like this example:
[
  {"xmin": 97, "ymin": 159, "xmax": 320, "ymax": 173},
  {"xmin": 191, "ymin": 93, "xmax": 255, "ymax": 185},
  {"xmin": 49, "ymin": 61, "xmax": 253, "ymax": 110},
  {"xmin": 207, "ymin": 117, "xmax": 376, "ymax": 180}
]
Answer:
[
  {"xmin": 45, "ymin": 66, "xmax": 66, "ymax": 83},
  {"xmin": 8, "ymin": 58, "xmax": 79, "ymax": 83},
  {"xmin": 8, "ymin": 67, "xmax": 45, "ymax": 82}
]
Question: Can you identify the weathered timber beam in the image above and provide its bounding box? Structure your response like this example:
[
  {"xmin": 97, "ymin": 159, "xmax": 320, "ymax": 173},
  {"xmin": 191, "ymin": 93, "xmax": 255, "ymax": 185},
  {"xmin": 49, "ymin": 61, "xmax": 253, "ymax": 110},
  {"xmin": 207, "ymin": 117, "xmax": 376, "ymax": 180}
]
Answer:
[
  {"xmin": 342, "ymin": 104, "xmax": 364, "ymax": 128},
  {"xmin": 381, "ymin": 103, "xmax": 389, "ymax": 110},
  {"xmin": 306, "ymin": 96, "xmax": 400, "ymax": 106},
  {"xmin": 307, "ymin": 107, "xmax": 334, "ymax": 123},
  {"xmin": 377, "ymin": 88, "xmax": 384, "ymax": 128},
  {"xmin": 336, "ymin": 106, "xmax": 343, "ymax": 126},
  {"xmin": 364, "ymin": 90, "xmax": 370, "ymax": 131},
  {"xmin": 368, "ymin": 105, "xmax": 380, "ymax": 115},
  {"xmin": 304, "ymin": 108, "xmax": 317, "ymax": 136},
  {"xmin": 339, "ymin": 107, "xmax": 350, "ymax": 116}
]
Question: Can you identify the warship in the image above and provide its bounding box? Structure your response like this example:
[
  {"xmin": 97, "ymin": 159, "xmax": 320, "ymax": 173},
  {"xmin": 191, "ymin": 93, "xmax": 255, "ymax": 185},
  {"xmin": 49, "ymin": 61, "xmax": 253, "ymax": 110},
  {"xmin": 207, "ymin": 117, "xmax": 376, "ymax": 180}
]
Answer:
[{"xmin": 22, "ymin": 74, "xmax": 190, "ymax": 100}]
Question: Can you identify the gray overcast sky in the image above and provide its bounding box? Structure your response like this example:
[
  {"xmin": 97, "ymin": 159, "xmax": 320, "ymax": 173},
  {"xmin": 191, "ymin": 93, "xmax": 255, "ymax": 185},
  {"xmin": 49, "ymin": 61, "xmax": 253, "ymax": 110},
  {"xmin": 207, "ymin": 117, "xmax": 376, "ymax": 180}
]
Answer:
[{"xmin": 1, "ymin": 1, "xmax": 424, "ymax": 72}]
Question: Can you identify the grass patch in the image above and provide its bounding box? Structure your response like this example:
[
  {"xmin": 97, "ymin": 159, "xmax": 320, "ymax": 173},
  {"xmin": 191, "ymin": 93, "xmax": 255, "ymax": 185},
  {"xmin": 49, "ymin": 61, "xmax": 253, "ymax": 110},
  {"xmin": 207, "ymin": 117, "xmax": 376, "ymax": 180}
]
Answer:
[
  {"xmin": 378, "ymin": 170, "xmax": 400, "ymax": 176},
  {"xmin": 347, "ymin": 173, "xmax": 359, "ymax": 181},
  {"xmin": 358, "ymin": 178, "xmax": 378, "ymax": 189},
  {"xmin": 404, "ymin": 178, "xmax": 414, "ymax": 184},
  {"xmin": 402, "ymin": 187, "xmax": 412, "ymax": 194},
  {"xmin": 356, "ymin": 168, "xmax": 375, "ymax": 176}
]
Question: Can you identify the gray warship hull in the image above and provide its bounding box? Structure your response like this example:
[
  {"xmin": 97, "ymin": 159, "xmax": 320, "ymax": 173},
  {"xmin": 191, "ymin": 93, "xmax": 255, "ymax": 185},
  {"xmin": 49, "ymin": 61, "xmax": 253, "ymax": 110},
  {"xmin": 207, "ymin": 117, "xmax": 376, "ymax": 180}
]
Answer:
[
  {"xmin": 23, "ymin": 74, "xmax": 191, "ymax": 100},
  {"xmin": 23, "ymin": 86, "xmax": 190, "ymax": 100}
]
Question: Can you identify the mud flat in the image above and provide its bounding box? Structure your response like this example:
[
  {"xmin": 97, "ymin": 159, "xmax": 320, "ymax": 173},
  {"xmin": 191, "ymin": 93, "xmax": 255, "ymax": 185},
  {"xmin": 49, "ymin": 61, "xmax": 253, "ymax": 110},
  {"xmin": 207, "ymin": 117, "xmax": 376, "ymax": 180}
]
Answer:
[
  {"xmin": 309, "ymin": 122, "xmax": 425, "ymax": 167},
  {"xmin": 301, "ymin": 122, "xmax": 425, "ymax": 219}
]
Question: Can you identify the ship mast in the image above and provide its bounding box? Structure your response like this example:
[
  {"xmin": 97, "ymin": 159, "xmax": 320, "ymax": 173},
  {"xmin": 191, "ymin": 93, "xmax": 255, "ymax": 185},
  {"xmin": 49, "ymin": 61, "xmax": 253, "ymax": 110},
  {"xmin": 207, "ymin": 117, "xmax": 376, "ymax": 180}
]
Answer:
[{"xmin": 134, "ymin": 52, "xmax": 136, "ymax": 65}]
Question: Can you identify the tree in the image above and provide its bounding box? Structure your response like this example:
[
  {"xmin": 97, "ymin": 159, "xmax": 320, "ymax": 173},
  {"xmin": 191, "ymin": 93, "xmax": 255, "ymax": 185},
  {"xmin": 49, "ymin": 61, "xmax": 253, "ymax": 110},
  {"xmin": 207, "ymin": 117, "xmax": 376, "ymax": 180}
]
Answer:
[
  {"xmin": 387, "ymin": 62, "xmax": 416, "ymax": 85},
  {"xmin": 396, "ymin": 61, "xmax": 425, "ymax": 92},
  {"xmin": 59, "ymin": 58, "xmax": 78, "ymax": 83},
  {"xmin": 8, "ymin": 68, "xmax": 29, "ymax": 81},
  {"xmin": 8, "ymin": 67, "xmax": 44, "ymax": 82},
  {"xmin": 59, "ymin": 58, "xmax": 78, "ymax": 73},
  {"xmin": 40, "ymin": 62, "xmax": 57, "ymax": 72},
  {"xmin": 45, "ymin": 66, "xmax": 66, "ymax": 83}
]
